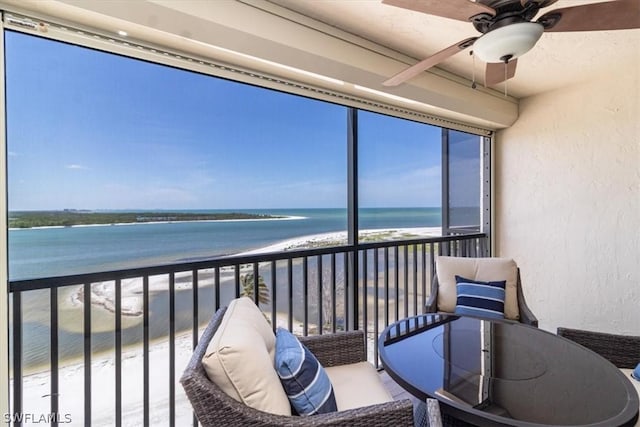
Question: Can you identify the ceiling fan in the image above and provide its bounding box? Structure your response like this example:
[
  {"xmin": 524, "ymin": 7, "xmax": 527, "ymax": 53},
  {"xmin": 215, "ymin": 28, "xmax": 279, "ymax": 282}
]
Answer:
[{"xmin": 382, "ymin": 0, "xmax": 640, "ymax": 88}]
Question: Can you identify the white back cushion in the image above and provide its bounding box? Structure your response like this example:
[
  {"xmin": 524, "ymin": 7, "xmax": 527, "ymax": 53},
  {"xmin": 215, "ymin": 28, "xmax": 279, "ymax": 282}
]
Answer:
[
  {"xmin": 436, "ymin": 257, "xmax": 520, "ymax": 320},
  {"xmin": 202, "ymin": 297, "xmax": 291, "ymax": 415}
]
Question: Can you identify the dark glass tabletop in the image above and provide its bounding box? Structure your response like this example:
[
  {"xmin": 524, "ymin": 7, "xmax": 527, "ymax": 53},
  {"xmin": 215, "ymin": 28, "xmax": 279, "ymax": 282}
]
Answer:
[{"xmin": 379, "ymin": 314, "xmax": 639, "ymax": 427}]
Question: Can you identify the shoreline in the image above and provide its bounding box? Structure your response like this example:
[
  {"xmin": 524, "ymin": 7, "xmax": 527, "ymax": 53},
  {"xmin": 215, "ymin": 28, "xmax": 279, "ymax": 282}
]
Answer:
[
  {"xmin": 8, "ymin": 215, "xmax": 307, "ymax": 230},
  {"xmin": 238, "ymin": 226, "xmax": 442, "ymax": 255},
  {"xmin": 71, "ymin": 227, "xmax": 440, "ymax": 318},
  {"xmin": 67, "ymin": 227, "xmax": 442, "ymax": 319}
]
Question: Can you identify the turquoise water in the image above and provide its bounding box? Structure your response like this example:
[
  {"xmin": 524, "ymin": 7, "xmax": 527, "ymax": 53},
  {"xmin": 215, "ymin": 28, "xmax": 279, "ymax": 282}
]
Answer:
[{"xmin": 9, "ymin": 207, "xmax": 442, "ymax": 280}]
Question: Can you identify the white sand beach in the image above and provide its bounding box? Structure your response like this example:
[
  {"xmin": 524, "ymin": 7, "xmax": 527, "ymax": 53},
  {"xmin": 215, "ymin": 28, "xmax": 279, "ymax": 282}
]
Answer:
[
  {"xmin": 239, "ymin": 227, "xmax": 441, "ymax": 255},
  {"xmin": 17, "ymin": 227, "xmax": 439, "ymax": 425}
]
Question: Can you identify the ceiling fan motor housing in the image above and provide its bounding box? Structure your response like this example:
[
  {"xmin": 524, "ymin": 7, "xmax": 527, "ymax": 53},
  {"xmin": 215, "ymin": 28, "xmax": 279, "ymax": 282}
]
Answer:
[{"xmin": 473, "ymin": 0, "xmax": 543, "ymax": 33}]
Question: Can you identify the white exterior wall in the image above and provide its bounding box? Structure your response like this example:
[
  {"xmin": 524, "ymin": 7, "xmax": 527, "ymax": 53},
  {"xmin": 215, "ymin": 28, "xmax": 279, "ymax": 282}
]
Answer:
[{"xmin": 495, "ymin": 66, "xmax": 640, "ymax": 334}]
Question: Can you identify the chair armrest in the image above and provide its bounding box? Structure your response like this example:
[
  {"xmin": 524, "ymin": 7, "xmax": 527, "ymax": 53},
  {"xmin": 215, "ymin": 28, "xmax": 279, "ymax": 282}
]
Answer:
[
  {"xmin": 557, "ymin": 327, "xmax": 640, "ymax": 369},
  {"xmin": 516, "ymin": 270, "xmax": 538, "ymax": 327},
  {"xmin": 295, "ymin": 399, "xmax": 415, "ymax": 427},
  {"xmin": 414, "ymin": 398, "xmax": 443, "ymax": 427},
  {"xmin": 517, "ymin": 300, "xmax": 538, "ymax": 327},
  {"xmin": 183, "ymin": 363, "xmax": 414, "ymax": 427},
  {"xmin": 299, "ymin": 330, "xmax": 366, "ymax": 367},
  {"xmin": 516, "ymin": 287, "xmax": 538, "ymax": 327},
  {"xmin": 425, "ymin": 275, "xmax": 439, "ymax": 313}
]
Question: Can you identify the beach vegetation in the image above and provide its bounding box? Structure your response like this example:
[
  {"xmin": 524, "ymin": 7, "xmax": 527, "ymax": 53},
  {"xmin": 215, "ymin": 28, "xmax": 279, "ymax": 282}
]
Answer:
[
  {"xmin": 8, "ymin": 210, "xmax": 283, "ymax": 229},
  {"xmin": 359, "ymin": 231, "xmax": 396, "ymax": 242},
  {"xmin": 240, "ymin": 273, "xmax": 270, "ymax": 305}
]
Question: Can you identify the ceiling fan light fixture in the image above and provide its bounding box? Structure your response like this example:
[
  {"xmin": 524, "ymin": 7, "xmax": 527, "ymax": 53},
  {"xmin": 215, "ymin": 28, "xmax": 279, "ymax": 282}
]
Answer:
[{"xmin": 473, "ymin": 22, "xmax": 544, "ymax": 63}]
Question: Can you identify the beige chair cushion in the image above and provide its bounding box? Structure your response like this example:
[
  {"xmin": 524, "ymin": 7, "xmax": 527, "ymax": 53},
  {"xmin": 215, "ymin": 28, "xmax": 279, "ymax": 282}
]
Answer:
[
  {"xmin": 324, "ymin": 362, "xmax": 393, "ymax": 411},
  {"xmin": 436, "ymin": 256, "xmax": 520, "ymax": 320},
  {"xmin": 202, "ymin": 297, "xmax": 291, "ymax": 416}
]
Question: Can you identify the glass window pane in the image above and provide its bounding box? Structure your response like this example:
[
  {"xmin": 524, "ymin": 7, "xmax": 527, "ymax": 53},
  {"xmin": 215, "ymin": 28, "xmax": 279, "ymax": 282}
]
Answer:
[
  {"xmin": 6, "ymin": 31, "xmax": 347, "ymax": 279},
  {"xmin": 357, "ymin": 110, "xmax": 442, "ymax": 242},
  {"xmin": 447, "ymin": 130, "xmax": 482, "ymax": 230}
]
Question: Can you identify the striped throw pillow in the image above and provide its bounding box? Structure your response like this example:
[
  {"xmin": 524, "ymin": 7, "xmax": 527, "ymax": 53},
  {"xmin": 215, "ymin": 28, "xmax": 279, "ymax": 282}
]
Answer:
[
  {"xmin": 454, "ymin": 275, "xmax": 506, "ymax": 319},
  {"xmin": 274, "ymin": 328, "xmax": 337, "ymax": 416}
]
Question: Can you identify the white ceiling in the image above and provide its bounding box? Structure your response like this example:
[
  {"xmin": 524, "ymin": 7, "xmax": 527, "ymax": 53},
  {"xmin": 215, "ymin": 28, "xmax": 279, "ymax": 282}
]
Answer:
[{"xmin": 268, "ymin": 0, "xmax": 640, "ymax": 99}]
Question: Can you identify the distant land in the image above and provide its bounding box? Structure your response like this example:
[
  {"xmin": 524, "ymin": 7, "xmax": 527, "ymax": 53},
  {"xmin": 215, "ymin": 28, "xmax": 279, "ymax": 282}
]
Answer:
[{"xmin": 8, "ymin": 210, "xmax": 284, "ymax": 229}]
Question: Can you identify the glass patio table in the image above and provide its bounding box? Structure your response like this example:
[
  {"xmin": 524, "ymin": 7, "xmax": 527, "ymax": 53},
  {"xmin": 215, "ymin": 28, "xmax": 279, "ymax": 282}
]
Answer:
[{"xmin": 379, "ymin": 314, "xmax": 639, "ymax": 427}]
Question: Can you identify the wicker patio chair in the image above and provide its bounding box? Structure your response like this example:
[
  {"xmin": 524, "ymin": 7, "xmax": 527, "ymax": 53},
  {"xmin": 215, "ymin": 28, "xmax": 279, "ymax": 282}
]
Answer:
[
  {"xmin": 426, "ymin": 257, "xmax": 538, "ymax": 327},
  {"xmin": 556, "ymin": 327, "xmax": 640, "ymax": 369},
  {"xmin": 180, "ymin": 305, "xmax": 418, "ymax": 427}
]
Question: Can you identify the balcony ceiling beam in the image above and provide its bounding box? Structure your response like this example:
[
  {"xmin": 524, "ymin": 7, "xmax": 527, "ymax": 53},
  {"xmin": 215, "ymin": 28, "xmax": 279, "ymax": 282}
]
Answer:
[{"xmin": 0, "ymin": 0, "xmax": 518, "ymax": 129}]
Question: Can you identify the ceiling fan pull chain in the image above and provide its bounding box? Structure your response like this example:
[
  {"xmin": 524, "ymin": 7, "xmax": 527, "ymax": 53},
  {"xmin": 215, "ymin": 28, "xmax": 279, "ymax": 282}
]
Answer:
[
  {"xmin": 470, "ymin": 51, "xmax": 477, "ymax": 89},
  {"xmin": 504, "ymin": 61, "xmax": 508, "ymax": 97}
]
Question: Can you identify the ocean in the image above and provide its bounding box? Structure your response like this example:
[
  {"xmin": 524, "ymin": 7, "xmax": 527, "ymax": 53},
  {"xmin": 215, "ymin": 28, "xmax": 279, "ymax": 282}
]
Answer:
[
  {"xmin": 9, "ymin": 207, "xmax": 442, "ymax": 281},
  {"xmin": 10, "ymin": 207, "xmax": 444, "ymax": 371}
]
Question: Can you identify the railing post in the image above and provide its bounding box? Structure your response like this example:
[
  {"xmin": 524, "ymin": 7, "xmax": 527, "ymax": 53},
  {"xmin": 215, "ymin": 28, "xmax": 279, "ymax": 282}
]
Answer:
[
  {"xmin": 346, "ymin": 250, "xmax": 358, "ymax": 331},
  {"xmin": 169, "ymin": 273, "xmax": 176, "ymax": 427},
  {"xmin": 303, "ymin": 257, "xmax": 309, "ymax": 336},
  {"xmin": 115, "ymin": 279, "xmax": 122, "ymax": 427},
  {"xmin": 11, "ymin": 291, "xmax": 22, "ymax": 427},
  {"xmin": 83, "ymin": 282, "xmax": 91, "ymax": 427},
  {"xmin": 50, "ymin": 287, "xmax": 59, "ymax": 427},
  {"xmin": 143, "ymin": 276, "xmax": 149, "ymax": 427}
]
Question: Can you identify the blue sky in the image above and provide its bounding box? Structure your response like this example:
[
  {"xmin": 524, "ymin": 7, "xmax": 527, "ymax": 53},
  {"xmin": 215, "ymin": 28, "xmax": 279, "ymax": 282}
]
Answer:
[{"xmin": 6, "ymin": 31, "xmax": 443, "ymax": 210}]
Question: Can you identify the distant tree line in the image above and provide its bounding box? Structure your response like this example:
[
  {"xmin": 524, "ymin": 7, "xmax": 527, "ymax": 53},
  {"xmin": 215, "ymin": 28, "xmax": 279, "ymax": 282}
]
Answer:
[{"xmin": 8, "ymin": 210, "xmax": 282, "ymax": 228}]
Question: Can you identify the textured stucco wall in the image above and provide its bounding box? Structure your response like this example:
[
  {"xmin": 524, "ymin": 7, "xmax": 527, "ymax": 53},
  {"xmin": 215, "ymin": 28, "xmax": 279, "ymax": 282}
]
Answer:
[{"xmin": 495, "ymin": 65, "xmax": 640, "ymax": 334}]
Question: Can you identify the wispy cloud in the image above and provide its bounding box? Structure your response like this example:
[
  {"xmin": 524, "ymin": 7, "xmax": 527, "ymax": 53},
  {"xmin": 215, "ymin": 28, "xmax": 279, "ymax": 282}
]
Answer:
[
  {"xmin": 8, "ymin": 151, "xmax": 18, "ymax": 157},
  {"xmin": 66, "ymin": 164, "xmax": 89, "ymax": 170}
]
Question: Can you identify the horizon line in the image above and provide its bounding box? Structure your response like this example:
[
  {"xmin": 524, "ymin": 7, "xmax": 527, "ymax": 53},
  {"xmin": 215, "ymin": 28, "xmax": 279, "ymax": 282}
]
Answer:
[{"xmin": 9, "ymin": 206, "xmax": 450, "ymax": 212}]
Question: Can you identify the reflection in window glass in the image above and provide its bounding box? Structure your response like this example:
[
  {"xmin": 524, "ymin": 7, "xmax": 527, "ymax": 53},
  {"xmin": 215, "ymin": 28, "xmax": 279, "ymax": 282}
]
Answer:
[{"xmin": 357, "ymin": 110, "xmax": 442, "ymax": 241}]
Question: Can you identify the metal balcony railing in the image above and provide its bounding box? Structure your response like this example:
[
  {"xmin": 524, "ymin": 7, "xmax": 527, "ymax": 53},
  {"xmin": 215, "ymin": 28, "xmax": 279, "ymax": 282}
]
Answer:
[{"xmin": 8, "ymin": 232, "xmax": 487, "ymax": 426}]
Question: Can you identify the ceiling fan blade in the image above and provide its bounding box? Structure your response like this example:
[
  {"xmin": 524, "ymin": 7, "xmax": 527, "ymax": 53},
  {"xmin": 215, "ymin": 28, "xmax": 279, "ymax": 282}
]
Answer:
[
  {"xmin": 383, "ymin": 37, "xmax": 477, "ymax": 87},
  {"xmin": 382, "ymin": 0, "xmax": 495, "ymax": 22},
  {"xmin": 485, "ymin": 59, "xmax": 518, "ymax": 87},
  {"xmin": 539, "ymin": 0, "xmax": 640, "ymax": 32}
]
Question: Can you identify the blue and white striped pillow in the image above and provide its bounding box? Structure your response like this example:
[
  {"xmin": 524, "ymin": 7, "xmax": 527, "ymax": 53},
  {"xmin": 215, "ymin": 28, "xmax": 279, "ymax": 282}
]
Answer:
[
  {"xmin": 274, "ymin": 328, "xmax": 337, "ymax": 416},
  {"xmin": 454, "ymin": 275, "xmax": 506, "ymax": 319}
]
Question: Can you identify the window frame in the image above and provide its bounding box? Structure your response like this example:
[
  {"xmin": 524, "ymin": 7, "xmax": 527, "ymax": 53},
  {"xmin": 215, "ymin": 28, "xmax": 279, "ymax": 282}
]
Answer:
[{"xmin": 0, "ymin": 15, "xmax": 494, "ymax": 415}]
